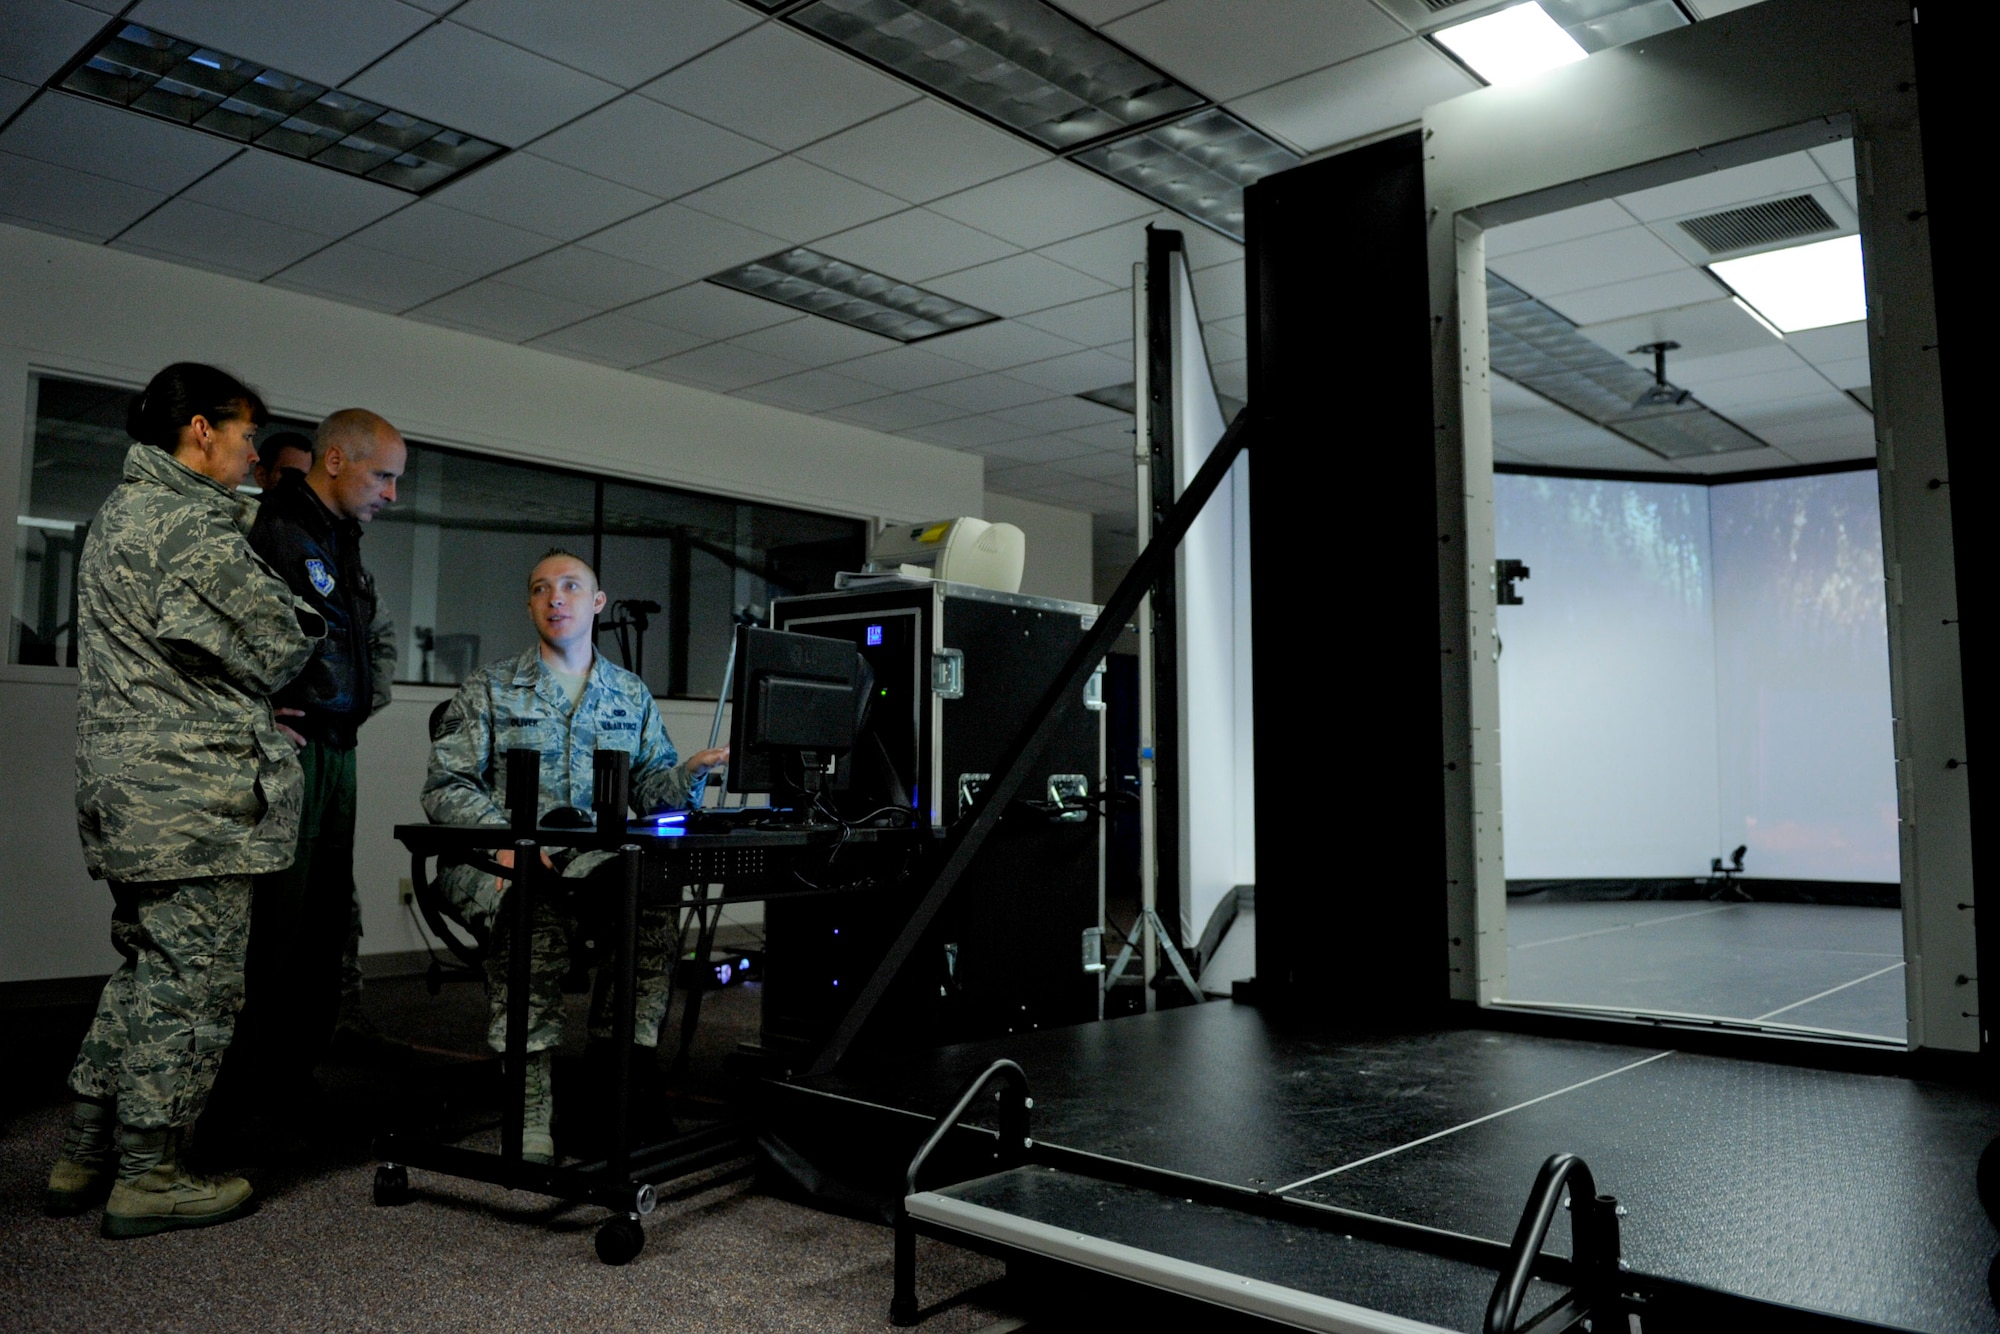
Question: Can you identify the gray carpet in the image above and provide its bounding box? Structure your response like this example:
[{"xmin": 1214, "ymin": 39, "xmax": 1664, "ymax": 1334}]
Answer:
[{"xmin": 0, "ymin": 974, "xmax": 1012, "ymax": 1333}]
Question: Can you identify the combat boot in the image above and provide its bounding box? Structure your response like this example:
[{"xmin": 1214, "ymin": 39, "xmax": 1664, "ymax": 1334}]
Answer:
[
  {"xmin": 44, "ymin": 1098, "xmax": 115, "ymax": 1216},
  {"xmin": 101, "ymin": 1125, "xmax": 253, "ymax": 1239},
  {"xmin": 522, "ymin": 1050, "xmax": 555, "ymax": 1165}
]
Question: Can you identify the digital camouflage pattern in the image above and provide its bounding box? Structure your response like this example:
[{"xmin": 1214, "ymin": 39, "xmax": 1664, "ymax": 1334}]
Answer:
[
  {"xmin": 74, "ymin": 445, "xmax": 324, "ymax": 882},
  {"xmin": 423, "ymin": 647, "xmax": 705, "ymax": 1051},
  {"xmin": 482, "ymin": 885, "xmax": 682, "ymax": 1053},
  {"xmin": 68, "ymin": 875, "xmax": 252, "ymax": 1129}
]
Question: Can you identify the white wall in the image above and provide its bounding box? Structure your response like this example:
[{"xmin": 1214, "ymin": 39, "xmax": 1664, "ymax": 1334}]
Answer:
[
  {"xmin": 0, "ymin": 222, "xmax": 983, "ymax": 984},
  {"xmin": 980, "ymin": 491, "xmax": 1094, "ymax": 605}
]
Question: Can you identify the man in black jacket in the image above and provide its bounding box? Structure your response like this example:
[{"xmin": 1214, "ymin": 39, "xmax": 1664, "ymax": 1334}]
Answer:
[{"xmin": 215, "ymin": 409, "xmax": 405, "ymax": 1137}]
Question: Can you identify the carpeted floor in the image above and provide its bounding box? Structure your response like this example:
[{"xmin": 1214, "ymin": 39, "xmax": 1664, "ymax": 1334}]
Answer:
[{"xmin": 0, "ymin": 971, "xmax": 1015, "ymax": 1334}]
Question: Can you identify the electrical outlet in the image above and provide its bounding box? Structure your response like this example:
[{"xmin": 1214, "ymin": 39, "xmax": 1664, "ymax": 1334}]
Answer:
[{"xmin": 399, "ymin": 877, "xmax": 414, "ymax": 906}]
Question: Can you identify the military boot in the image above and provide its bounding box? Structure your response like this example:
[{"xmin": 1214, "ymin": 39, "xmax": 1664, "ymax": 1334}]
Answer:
[
  {"xmin": 101, "ymin": 1125, "xmax": 253, "ymax": 1239},
  {"xmin": 44, "ymin": 1098, "xmax": 115, "ymax": 1216},
  {"xmin": 522, "ymin": 1050, "xmax": 555, "ymax": 1165}
]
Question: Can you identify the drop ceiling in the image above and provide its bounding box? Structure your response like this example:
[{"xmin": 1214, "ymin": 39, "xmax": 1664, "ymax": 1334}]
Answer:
[{"xmin": 1, "ymin": 0, "xmax": 1804, "ymax": 544}]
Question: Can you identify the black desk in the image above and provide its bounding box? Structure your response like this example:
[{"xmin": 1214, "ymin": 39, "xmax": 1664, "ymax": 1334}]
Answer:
[{"xmin": 379, "ymin": 818, "xmax": 917, "ymax": 1263}]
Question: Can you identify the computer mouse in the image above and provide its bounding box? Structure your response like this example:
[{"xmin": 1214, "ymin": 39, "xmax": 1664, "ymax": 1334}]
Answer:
[{"xmin": 541, "ymin": 805, "xmax": 594, "ymax": 829}]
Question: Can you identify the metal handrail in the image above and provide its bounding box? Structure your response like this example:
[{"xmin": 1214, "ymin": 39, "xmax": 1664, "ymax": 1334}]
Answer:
[
  {"xmin": 1485, "ymin": 1153, "xmax": 1622, "ymax": 1334},
  {"xmin": 891, "ymin": 1059, "xmax": 1032, "ymax": 1326}
]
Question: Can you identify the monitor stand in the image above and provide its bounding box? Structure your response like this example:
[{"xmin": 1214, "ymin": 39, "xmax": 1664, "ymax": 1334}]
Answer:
[{"xmin": 768, "ymin": 750, "xmax": 839, "ymax": 830}]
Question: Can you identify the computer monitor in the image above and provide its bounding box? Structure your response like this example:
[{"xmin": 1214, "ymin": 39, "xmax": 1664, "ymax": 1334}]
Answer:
[{"xmin": 725, "ymin": 626, "xmax": 873, "ymax": 819}]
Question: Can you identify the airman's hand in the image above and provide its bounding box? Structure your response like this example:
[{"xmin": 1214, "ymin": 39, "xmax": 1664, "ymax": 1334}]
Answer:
[
  {"xmin": 275, "ymin": 707, "xmax": 307, "ymax": 748},
  {"xmin": 687, "ymin": 746, "xmax": 729, "ymax": 777},
  {"xmin": 493, "ymin": 847, "xmax": 556, "ymax": 894}
]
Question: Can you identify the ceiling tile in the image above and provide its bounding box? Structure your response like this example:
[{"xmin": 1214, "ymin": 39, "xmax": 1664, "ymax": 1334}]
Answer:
[
  {"xmin": 181, "ymin": 149, "xmax": 408, "ymax": 236},
  {"xmin": 431, "ymin": 152, "xmax": 656, "ymax": 240},
  {"xmin": 1783, "ymin": 320, "xmax": 1868, "ymax": 368},
  {"xmin": 1489, "ymin": 226, "xmax": 1688, "ymax": 299},
  {"xmin": 1767, "ymin": 432, "xmax": 1875, "ymax": 465},
  {"xmin": 678, "ymin": 156, "xmax": 904, "ymax": 243},
  {"xmin": 1190, "ymin": 260, "xmax": 1244, "ymax": 320},
  {"xmin": 1210, "ymin": 358, "xmax": 1246, "ymax": 397},
  {"xmin": 1229, "ymin": 38, "xmax": 1474, "ymax": 154},
  {"xmin": 1202, "ymin": 324, "xmax": 1247, "ymax": 362},
  {"xmin": 496, "ymin": 244, "xmax": 680, "ymax": 307},
  {"xmin": 922, "ymin": 320, "xmax": 1086, "ymax": 371},
  {"xmin": 1673, "ymin": 446, "xmax": 1793, "ymax": 474},
  {"xmin": 641, "ymin": 23, "xmax": 914, "ymax": 151},
  {"xmin": 931, "ymin": 160, "xmax": 1154, "ymax": 249},
  {"xmin": 1581, "ymin": 298, "xmax": 1779, "ymax": 367},
  {"xmin": 0, "ymin": 150, "xmax": 165, "ymax": 240},
  {"xmin": 826, "ymin": 393, "xmax": 967, "ymax": 432},
  {"xmin": 1484, "ymin": 200, "xmax": 1636, "ymax": 258},
  {"xmin": 0, "ymin": 78, "xmax": 34, "ymax": 121},
  {"xmin": 450, "ymin": 0, "xmax": 757, "ymax": 88},
  {"xmin": 815, "ymin": 208, "xmax": 1018, "ymax": 283},
  {"xmin": 1035, "ymin": 212, "xmax": 1239, "ymax": 285},
  {"xmin": 580, "ymin": 201, "xmax": 786, "ymax": 280},
  {"xmin": 1615, "ymin": 151, "xmax": 1826, "ymax": 223},
  {"xmin": 1809, "ymin": 140, "xmax": 1856, "ymax": 182},
  {"xmin": 1018, "ymin": 291, "xmax": 1133, "ymax": 347},
  {"xmin": 1062, "ymin": 420, "xmax": 1137, "ymax": 451},
  {"xmin": 0, "ymin": 0, "xmax": 112, "ymax": 85},
  {"xmin": 1, "ymin": 93, "xmax": 238, "ymax": 192},
  {"xmin": 1052, "ymin": 452, "xmax": 1134, "ymax": 484},
  {"xmin": 127, "ymin": 0, "xmax": 432, "ymax": 87},
  {"xmin": 347, "ymin": 201, "xmax": 555, "ymax": 276},
  {"xmin": 1105, "ymin": 0, "xmax": 1407, "ymax": 101},
  {"xmin": 112, "ymin": 197, "xmax": 330, "ymax": 279},
  {"xmin": 1049, "ymin": 0, "xmax": 1154, "ymax": 22},
  {"xmin": 269, "ymin": 240, "xmax": 475, "ymax": 311},
  {"xmin": 343, "ymin": 21, "xmax": 621, "ymax": 148},
  {"xmin": 1008, "ymin": 348, "xmax": 1131, "ymax": 396},
  {"xmin": 637, "ymin": 341, "xmax": 803, "ymax": 392},
  {"xmin": 1691, "ymin": 369, "xmax": 1843, "ymax": 412},
  {"xmin": 906, "ymin": 415, "xmax": 1040, "ymax": 449},
  {"xmin": 918, "ymin": 373, "xmax": 1054, "ymax": 414},
  {"xmin": 532, "ymin": 94, "xmax": 775, "ymax": 199},
  {"xmin": 624, "ymin": 282, "xmax": 799, "ymax": 339},
  {"xmin": 795, "ymin": 97, "xmax": 1047, "ymax": 204},
  {"xmin": 993, "ymin": 395, "xmax": 1126, "ymax": 434},
  {"xmin": 1815, "ymin": 356, "xmax": 1870, "ymax": 390},
  {"xmin": 926, "ymin": 253, "xmax": 1113, "ymax": 319},
  {"xmin": 1652, "ymin": 342, "xmax": 1803, "ymax": 387},
  {"xmin": 836, "ymin": 346, "xmax": 982, "ymax": 392},
  {"xmin": 735, "ymin": 368, "xmax": 885, "ymax": 412},
  {"xmin": 1539, "ymin": 269, "xmax": 1726, "ymax": 326},
  {"xmin": 731, "ymin": 316, "xmax": 900, "ymax": 367},
  {"xmin": 406, "ymin": 277, "xmax": 598, "ymax": 341},
  {"xmin": 524, "ymin": 311, "xmax": 705, "ymax": 368}
]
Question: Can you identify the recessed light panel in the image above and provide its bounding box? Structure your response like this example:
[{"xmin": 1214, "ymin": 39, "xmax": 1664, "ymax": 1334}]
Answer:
[
  {"xmin": 1432, "ymin": 3, "xmax": 1588, "ymax": 86},
  {"xmin": 59, "ymin": 24, "xmax": 502, "ymax": 193},
  {"xmin": 788, "ymin": 0, "xmax": 1202, "ymax": 150},
  {"xmin": 709, "ymin": 248, "xmax": 998, "ymax": 343},
  {"xmin": 1708, "ymin": 234, "xmax": 1866, "ymax": 334},
  {"xmin": 1073, "ymin": 108, "xmax": 1297, "ymax": 241}
]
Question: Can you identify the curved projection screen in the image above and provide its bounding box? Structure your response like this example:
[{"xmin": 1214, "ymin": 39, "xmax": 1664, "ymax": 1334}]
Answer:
[{"xmin": 1496, "ymin": 469, "xmax": 1897, "ymax": 884}]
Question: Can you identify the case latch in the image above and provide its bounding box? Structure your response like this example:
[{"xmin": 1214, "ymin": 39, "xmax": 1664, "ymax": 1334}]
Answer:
[{"xmin": 931, "ymin": 647, "xmax": 965, "ymax": 699}]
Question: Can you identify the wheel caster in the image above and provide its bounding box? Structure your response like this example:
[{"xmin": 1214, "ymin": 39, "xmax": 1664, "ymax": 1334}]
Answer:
[
  {"xmin": 596, "ymin": 1213, "xmax": 645, "ymax": 1265},
  {"xmin": 373, "ymin": 1164, "xmax": 411, "ymax": 1207}
]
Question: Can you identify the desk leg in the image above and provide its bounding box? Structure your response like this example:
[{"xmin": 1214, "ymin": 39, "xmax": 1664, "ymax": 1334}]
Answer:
[
  {"xmin": 610, "ymin": 844, "xmax": 640, "ymax": 1185},
  {"xmin": 673, "ymin": 890, "xmax": 720, "ymax": 1076},
  {"xmin": 503, "ymin": 838, "xmax": 537, "ymax": 1163}
]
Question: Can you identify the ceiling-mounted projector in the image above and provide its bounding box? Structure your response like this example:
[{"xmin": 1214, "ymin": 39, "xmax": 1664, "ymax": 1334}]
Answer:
[{"xmin": 865, "ymin": 517, "xmax": 1025, "ymax": 594}]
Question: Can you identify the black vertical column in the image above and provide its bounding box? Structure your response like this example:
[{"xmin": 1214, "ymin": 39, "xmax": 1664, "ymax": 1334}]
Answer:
[
  {"xmin": 1245, "ymin": 132, "xmax": 1448, "ymax": 1023},
  {"xmin": 1144, "ymin": 226, "xmax": 1185, "ymax": 950}
]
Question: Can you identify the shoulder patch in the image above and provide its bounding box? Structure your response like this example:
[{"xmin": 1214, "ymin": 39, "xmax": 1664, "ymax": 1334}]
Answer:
[{"xmin": 305, "ymin": 558, "xmax": 335, "ymax": 597}]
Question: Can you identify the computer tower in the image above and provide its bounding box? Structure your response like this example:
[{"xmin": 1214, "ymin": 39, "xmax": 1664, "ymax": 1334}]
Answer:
[{"xmin": 759, "ymin": 579, "xmax": 1106, "ymax": 1057}]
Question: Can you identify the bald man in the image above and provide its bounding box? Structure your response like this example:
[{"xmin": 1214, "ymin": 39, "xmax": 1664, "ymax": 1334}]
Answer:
[{"xmin": 213, "ymin": 410, "xmax": 407, "ymax": 1144}]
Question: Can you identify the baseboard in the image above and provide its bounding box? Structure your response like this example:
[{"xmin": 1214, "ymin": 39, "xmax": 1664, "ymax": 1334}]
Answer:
[{"xmin": 1506, "ymin": 878, "xmax": 1899, "ymax": 908}]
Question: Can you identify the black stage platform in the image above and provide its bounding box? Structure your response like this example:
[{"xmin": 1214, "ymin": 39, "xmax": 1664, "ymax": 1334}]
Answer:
[{"xmin": 769, "ymin": 1003, "xmax": 2000, "ymax": 1333}]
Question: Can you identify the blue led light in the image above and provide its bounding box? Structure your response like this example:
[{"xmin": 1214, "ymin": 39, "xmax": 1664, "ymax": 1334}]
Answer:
[
  {"xmin": 652, "ymin": 812, "xmax": 687, "ymax": 824},
  {"xmin": 866, "ymin": 624, "xmax": 883, "ymax": 646}
]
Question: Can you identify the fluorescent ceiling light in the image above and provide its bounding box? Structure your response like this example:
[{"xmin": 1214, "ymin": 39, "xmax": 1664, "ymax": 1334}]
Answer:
[
  {"xmin": 1433, "ymin": 4, "xmax": 1588, "ymax": 86},
  {"xmin": 59, "ymin": 24, "xmax": 502, "ymax": 193},
  {"xmin": 788, "ymin": 0, "xmax": 1202, "ymax": 150},
  {"xmin": 708, "ymin": 248, "xmax": 998, "ymax": 343},
  {"xmin": 1708, "ymin": 234, "xmax": 1866, "ymax": 334},
  {"xmin": 1072, "ymin": 108, "xmax": 1297, "ymax": 241}
]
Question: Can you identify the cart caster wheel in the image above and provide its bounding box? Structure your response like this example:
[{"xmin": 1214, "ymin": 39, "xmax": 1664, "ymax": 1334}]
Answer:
[
  {"xmin": 373, "ymin": 1164, "xmax": 410, "ymax": 1207},
  {"xmin": 596, "ymin": 1214, "xmax": 645, "ymax": 1265}
]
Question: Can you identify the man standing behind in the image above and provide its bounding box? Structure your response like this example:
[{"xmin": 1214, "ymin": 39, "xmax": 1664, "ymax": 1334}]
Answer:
[
  {"xmin": 252, "ymin": 430, "xmax": 312, "ymax": 493},
  {"xmin": 220, "ymin": 409, "xmax": 404, "ymax": 1134}
]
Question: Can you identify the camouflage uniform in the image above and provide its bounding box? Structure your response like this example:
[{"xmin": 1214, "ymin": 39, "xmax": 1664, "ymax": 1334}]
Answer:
[
  {"xmin": 68, "ymin": 445, "xmax": 324, "ymax": 1130},
  {"xmin": 422, "ymin": 648, "xmax": 706, "ymax": 1053}
]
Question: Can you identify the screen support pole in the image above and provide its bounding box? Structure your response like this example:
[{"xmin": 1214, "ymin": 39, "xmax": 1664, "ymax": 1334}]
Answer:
[
  {"xmin": 1131, "ymin": 261, "xmax": 1160, "ymax": 1009},
  {"xmin": 805, "ymin": 407, "xmax": 1256, "ymax": 1076}
]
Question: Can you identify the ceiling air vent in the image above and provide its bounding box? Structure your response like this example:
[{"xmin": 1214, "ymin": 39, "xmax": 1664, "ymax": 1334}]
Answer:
[{"xmin": 1678, "ymin": 194, "xmax": 1838, "ymax": 257}]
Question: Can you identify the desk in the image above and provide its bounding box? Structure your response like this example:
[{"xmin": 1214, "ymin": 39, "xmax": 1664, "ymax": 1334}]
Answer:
[{"xmin": 379, "ymin": 818, "xmax": 918, "ymax": 1263}]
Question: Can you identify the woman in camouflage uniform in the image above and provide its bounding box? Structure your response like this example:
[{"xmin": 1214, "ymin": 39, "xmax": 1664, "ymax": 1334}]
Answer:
[{"xmin": 46, "ymin": 363, "xmax": 324, "ymax": 1238}]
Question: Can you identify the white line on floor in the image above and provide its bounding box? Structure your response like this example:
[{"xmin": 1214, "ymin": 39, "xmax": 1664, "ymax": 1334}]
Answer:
[
  {"xmin": 1270, "ymin": 1051, "xmax": 1674, "ymax": 1196},
  {"xmin": 1755, "ymin": 961, "xmax": 1906, "ymax": 1022},
  {"xmin": 1509, "ymin": 904, "xmax": 1739, "ymax": 951}
]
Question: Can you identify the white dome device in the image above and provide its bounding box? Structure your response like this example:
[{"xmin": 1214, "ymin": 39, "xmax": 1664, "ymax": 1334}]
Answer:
[{"xmin": 865, "ymin": 517, "xmax": 1026, "ymax": 594}]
